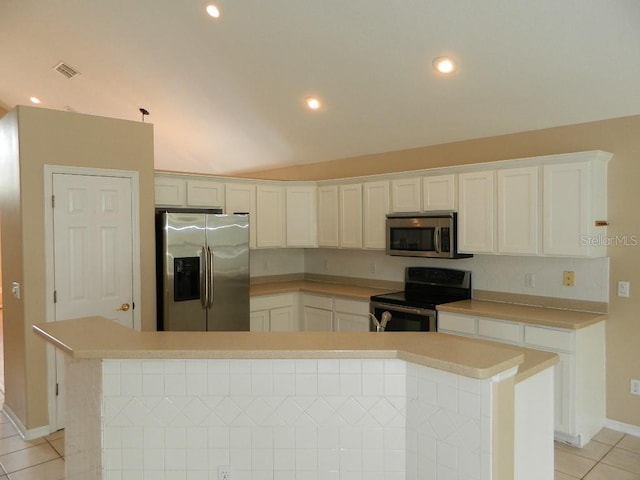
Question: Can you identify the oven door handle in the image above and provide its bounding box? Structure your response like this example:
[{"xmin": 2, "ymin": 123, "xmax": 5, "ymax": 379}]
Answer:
[{"xmin": 373, "ymin": 304, "xmax": 425, "ymax": 315}]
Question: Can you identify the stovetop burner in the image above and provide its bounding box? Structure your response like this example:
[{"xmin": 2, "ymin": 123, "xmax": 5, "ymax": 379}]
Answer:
[{"xmin": 370, "ymin": 267, "xmax": 472, "ymax": 309}]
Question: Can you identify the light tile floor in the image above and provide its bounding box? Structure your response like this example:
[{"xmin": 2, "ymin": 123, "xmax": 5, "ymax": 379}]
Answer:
[
  {"xmin": 555, "ymin": 429, "xmax": 640, "ymax": 480},
  {"xmin": 0, "ymin": 393, "xmax": 64, "ymax": 480},
  {"xmin": 0, "ymin": 388, "xmax": 638, "ymax": 479}
]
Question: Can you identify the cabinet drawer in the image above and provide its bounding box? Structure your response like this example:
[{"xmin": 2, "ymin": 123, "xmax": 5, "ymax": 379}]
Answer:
[
  {"xmin": 334, "ymin": 298, "xmax": 368, "ymax": 315},
  {"xmin": 438, "ymin": 313, "xmax": 477, "ymax": 335},
  {"xmin": 302, "ymin": 294, "xmax": 333, "ymax": 310},
  {"xmin": 250, "ymin": 293, "xmax": 295, "ymax": 312},
  {"xmin": 524, "ymin": 325, "xmax": 574, "ymax": 352},
  {"xmin": 478, "ymin": 318, "xmax": 522, "ymax": 344}
]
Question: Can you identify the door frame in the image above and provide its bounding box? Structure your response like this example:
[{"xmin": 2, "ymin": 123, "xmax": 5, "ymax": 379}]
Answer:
[{"xmin": 43, "ymin": 164, "xmax": 142, "ymax": 431}]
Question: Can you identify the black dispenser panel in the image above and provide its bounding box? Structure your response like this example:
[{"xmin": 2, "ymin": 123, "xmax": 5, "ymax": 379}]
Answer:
[{"xmin": 174, "ymin": 257, "xmax": 200, "ymax": 301}]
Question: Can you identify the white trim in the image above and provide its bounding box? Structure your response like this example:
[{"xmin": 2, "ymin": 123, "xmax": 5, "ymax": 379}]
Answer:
[
  {"xmin": 605, "ymin": 418, "xmax": 640, "ymax": 438},
  {"xmin": 491, "ymin": 366, "xmax": 519, "ymax": 382},
  {"xmin": 43, "ymin": 164, "xmax": 142, "ymax": 431},
  {"xmin": 2, "ymin": 405, "xmax": 52, "ymax": 441}
]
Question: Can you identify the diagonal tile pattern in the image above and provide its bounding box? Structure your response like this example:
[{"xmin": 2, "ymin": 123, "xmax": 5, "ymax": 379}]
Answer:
[{"xmin": 0, "ymin": 389, "xmax": 638, "ymax": 478}]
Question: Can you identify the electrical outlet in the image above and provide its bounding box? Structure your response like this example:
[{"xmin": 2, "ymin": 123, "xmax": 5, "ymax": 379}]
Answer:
[
  {"xmin": 218, "ymin": 465, "xmax": 232, "ymax": 480},
  {"xmin": 618, "ymin": 281, "xmax": 630, "ymax": 298},
  {"xmin": 524, "ymin": 273, "xmax": 535, "ymax": 288},
  {"xmin": 631, "ymin": 379, "xmax": 640, "ymax": 396},
  {"xmin": 370, "ymin": 262, "xmax": 377, "ymax": 274},
  {"xmin": 563, "ymin": 271, "xmax": 575, "ymax": 287}
]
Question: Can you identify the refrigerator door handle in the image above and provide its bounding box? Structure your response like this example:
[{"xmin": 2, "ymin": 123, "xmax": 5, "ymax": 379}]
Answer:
[
  {"xmin": 207, "ymin": 246, "xmax": 215, "ymax": 308},
  {"xmin": 200, "ymin": 246, "xmax": 208, "ymax": 309}
]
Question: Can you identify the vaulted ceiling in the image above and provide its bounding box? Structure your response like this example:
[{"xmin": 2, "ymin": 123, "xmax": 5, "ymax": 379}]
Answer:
[{"xmin": 1, "ymin": 1, "xmax": 639, "ymax": 175}]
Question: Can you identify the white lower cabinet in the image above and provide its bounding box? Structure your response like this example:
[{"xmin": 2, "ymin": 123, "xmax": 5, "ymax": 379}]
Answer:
[
  {"xmin": 302, "ymin": 294, "xmax": 333, "ymax": 331},
  {"xmin": 252, "ymin": 293, "xmax": 370, "ymax": 332},
  {"xmin": 333, "ymin": 298, "xmax": 370, "ymax": 332},
  {"xmin": 250, "ymin": 293, "xmax": 298, "ymax": 332},
  {"xmin": 438, "ymin": 311, "xmax": 604, "ymax": 447},
  {"xmin": 249, "ymin": 309, "xmax": 270, "ymax": 332},
  {"xmin": 477, "ymin": 317, "xmax": 522, "ymax": 345}
]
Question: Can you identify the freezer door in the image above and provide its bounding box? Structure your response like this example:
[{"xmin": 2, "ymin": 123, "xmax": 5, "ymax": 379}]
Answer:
[
  {"xmin": 162, "ymin": 212, "xmax": 208, "ymax": 331},
  {"xmin": 206, "ymin": 214, "xmax": 250, "ymax": 331}
]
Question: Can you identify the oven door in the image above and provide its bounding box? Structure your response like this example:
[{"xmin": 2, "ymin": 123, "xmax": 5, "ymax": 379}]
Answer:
[{"xmin": 369, "ymin": 302, "xmax": 437, "ymax": 332}]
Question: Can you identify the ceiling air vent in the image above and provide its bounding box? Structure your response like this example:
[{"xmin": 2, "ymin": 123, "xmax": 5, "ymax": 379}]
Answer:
[{"xmin": 53, "ymin": 62, "xmax": 80, "ymax": 79}]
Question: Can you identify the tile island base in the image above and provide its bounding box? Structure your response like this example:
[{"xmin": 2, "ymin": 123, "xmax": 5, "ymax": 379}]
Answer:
[{"xmin": 33, "ymin": 317, "xmax": 557, "ymax": 480}]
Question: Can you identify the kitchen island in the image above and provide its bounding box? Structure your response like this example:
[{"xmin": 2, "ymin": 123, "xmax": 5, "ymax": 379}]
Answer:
[{"xmin": 34, "ymin": 317, "xmax": 557, "ymax": 480}]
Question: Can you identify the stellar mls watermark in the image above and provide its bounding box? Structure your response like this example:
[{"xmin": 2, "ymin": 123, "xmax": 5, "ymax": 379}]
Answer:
[{"xmin": 581, "ymin": 235, "xmax": 639, "ymax": 246}]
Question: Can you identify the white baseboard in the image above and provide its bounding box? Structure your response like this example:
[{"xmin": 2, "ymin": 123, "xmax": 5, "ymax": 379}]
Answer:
[
  {"xmin": 2, "ymin": 405, "xmax": 52, "ymax": 441},
  {"xmin": 605, "ymin": 418, "xmax": 640, "ymax": 438}
]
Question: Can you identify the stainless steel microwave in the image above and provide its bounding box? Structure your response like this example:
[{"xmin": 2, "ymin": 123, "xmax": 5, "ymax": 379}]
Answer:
[{"xmin": 386, "ymin": 211, "xmax": 472, "ymax": 259}]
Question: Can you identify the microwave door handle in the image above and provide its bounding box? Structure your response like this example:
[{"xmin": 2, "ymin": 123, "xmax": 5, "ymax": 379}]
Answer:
[{"xmin": 434, "ymin": 227, "xmax": 441, "ymax": 253}]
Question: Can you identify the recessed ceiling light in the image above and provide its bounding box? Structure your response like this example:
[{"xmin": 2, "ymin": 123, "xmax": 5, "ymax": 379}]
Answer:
[
  {"xmin": 30, "ymin": 96, "xmax": 41, "ymax": 104},
  {"xmin": 305, "ymin": 96, "xmax": 322, "ymax": 110},
  {"xmin": 206, "ymin": 4, "xmax": 220, "ymax": 18},
  {"xmin": 433, "ymin": 56, "xmax": 457, "ymax": 75}
]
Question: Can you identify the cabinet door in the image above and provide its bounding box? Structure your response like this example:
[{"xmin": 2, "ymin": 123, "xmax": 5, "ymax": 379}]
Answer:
[
  {"xmin": 437, "ymin": 312, "xmax": 477, "ymax": 336},
  {"xmin": 458, "ymin": 171, "xmax": 495, "ymax": 253},
  {"xmin": 543, "ymin": 162, "xmax": 589, "ymax": 256},
  {"xmin": 477, "ymin": 318, "xmax": 522, "ymax": 344},
  {"xmin": 339, "ymin": 184, "xmax": 363, "ymax": 248},
  {"xmin": 363, "ymin": 180, "xmax": 390, "ymax": 249},
  {"xmin": 554, "ymin": 353, "xmax": 574, "ymax": 436},
  {"xmin": 155, "ymin": 176, "xmax": 186, "ymax": 206},
  {"xmin": 286, "ymin": 185, "xmax": 318, "ymax": 247},
  {"xmin": 187, "ymin": 180, "xmax": 225, "ymax": 208},
  {"xmin": 334, "ymin": 311, "xmax": 370, "ymax": 332},
  {"xmin": 256, "ymin": 185, "xmax": 285, "ymax": 248},
  {"xmin": 270, "ymin": 306, "xmax": 297, "ymax": 332},
  {"xmin": 317, "ymin": 185, "xmax": 339, "ymax": 247},
  {"xmin": 226, "ymin": 183, "xmax": 257, "ymax": 249},
  {"xmin": 422, "ymin": 174, "xmax": 456, "ymax": 211},
  {"xmin": 303, "ymin": 306, "xmax": 333, "ymax": 331},
  {"xmin": 391, "ymin": 178, "xmax": 421, "ymax": 212},
  {"xmin": 250, "ymin": 309, "xmax": 270, "ymax": 332},
  {"xmin": 497, "ymin": 167, "xmax": 539, "ymax": 255}
]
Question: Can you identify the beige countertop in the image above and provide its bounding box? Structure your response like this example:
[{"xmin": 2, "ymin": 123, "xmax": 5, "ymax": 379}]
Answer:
[
  {"xmin": 437, "ymin": 299, "xmax": 606, "ymax": 329},
  {"xmin": 31, "ymin": 316, "xmax": 556, "ymax": 381},
  {"xmin": 250, "ymin": 280, "xmax": 393, "ymax": 301}
]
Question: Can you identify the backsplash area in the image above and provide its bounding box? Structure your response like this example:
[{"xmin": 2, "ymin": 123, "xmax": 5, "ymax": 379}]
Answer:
[{"xmin": 251, "ymin": 249, "xmax": 609, "ymax": 304}]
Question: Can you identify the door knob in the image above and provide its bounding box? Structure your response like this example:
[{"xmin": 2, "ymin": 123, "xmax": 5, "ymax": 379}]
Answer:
[{"xmin": 116, "ymin": 303, "xmax": 130, "ymax": 312}]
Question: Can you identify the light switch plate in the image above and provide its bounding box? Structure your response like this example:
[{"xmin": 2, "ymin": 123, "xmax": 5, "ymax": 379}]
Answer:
[
  {"xmin": 618, "ymin": 281, "xmax": 630, "ymax": 297},
  {"xmin": 11, "ymin": 282, "xmax": 20, "ymax": 299}
]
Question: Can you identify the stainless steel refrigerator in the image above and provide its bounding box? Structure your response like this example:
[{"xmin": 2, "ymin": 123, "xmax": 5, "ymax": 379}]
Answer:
[{"xmin": 156, "ymin": 210, "xmax": 250, "ymax": 331}]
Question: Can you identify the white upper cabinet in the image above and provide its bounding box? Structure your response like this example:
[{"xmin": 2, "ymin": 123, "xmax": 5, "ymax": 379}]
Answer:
[
  {"xmin": 391, "ymin": 178, "xmax": 421, "ymax": 212},
  {"xmin": 286, "ymin": 185, "xmax": 318, "ymax": 247},
  {"xmin": 256, "ymin": 184, "xmax": 285, "ymax": 248},
  {"xmin": 339, "ymin": 183, "xmax": 363, "ymax": 248},
  {"xmin": 497, "ymin": 167, "xmax": 540, "ymax": 255},
  {"xmin": 543, "ymin": 157, "xmax": 608, "ymax": 257},
  {"xmin": 155, "ymin": 176, "xmax": 186, "ymax": 206},
  {"xmin": 186, "ymin": 179, "xmax": 225, "ymax": 208},
  {"xmin": 317, "ymin": 185, "xmax": 339, "ymax": 247},
  {"xmin": 225, "ymin": 183, "xmax": 257, "ymax": 249},
  {"xmin": 363, "ymin": 180, "xmax": 390, "ymax": 249},
  {"xmin": 458, "ymin": 170, "xmax": 496, "ymax": 253},
  {"xmin": 422, "ymin": 174, "xmax": 457, "ymax": 211}
]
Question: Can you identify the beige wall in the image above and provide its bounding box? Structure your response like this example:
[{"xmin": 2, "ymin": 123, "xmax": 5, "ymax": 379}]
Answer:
[
  {"xmin": 247, "ymin": 115, "xmax": 640, "ymax": 429},
  {"xmin": 0, "ymin": 106, "xmax": 156, "ymax": 431}
]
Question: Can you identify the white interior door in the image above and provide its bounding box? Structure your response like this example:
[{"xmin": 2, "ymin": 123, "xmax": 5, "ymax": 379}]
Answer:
[{"xmin": 52, "ymin": 173, "xmax": 135, "ymax": 428}]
